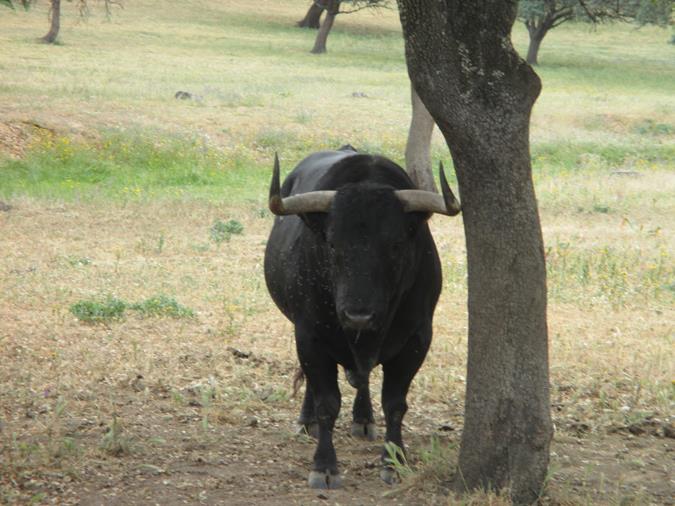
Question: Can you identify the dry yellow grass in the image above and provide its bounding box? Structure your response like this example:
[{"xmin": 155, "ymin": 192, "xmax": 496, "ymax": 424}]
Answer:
[{"xmin": 0, "ymin": 195, "xmax": 672, "ymax": 504}]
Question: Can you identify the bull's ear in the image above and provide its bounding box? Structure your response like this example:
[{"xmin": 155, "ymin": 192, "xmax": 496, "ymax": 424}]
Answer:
[
  {"xmin": 406, "ymin": 211, "xmax": 431, "ymax": 237},
  {"xmin": 300, "ymin": 212, "xmax": 328, "ymax": 240}
]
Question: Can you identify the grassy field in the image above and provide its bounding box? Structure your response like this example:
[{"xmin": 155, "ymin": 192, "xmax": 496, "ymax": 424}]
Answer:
[{"xmin": 0, "ymin": 1, "xmax": 673, "ymax": 504}]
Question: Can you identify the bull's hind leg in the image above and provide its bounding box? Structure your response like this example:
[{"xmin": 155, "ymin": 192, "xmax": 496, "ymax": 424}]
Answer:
[
  {"xmin": 345, "ymin": 368, "xmax": 377, "ymax": 441},
  {"xmin": 379, "ymin": 327, "xmax": 431, "ymax": 484},
  {"xmin": 296, "ymin": 385, "xmax": 319, "ymax": 438}
]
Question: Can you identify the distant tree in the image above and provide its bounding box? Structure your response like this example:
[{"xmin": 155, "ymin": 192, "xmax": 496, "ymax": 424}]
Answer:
[
  {"xmin": 519, "ymin": 0, "xmax": 674, "ymax": 65},
  {"xmin": 311, "ymin": 0, "xmax": 340, "ymax": 53},
  {"xmin": 297, "ymin": 2, "xmax": 324, "ymax": 28},
  {"xmin": 310, "ymin": 0, "xmax": 391, "ymax": 54},
  {"xmin": 42, "ymin": 0, "xmax": 61, "ymax": 43},
  {"xmin": 1, "ymin": 0, "xmax": 122, "ymax": 44}
]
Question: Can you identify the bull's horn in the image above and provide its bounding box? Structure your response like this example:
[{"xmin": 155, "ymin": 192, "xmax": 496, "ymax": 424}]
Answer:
[
  {"xmin": 268, "ymin": 153, "xmax": 336, "ymax": 216},
  {"xmin": 395, "ymin": 162, "xmax": 461, "ymax": 216}
]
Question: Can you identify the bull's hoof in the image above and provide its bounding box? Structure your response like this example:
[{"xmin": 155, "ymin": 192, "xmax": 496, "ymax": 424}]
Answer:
[
  {"xmin": 380, "ymin": 466, "xmax": 399, "ymax": 485},
  {"xmin": 308, "ymin": 470, "xmax": 342, "ymax": 489},
  {"xmin": 295, "ymin": 422, "xmax": 319, "ymax": 439},
  {"xmin": 350, "ymin": 421, "xmax": 377, "ymax": 441}
]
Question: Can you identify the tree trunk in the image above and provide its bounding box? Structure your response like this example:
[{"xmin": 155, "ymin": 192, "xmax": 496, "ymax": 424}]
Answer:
[
  {"xmin": 405, "ymin": 84, "xmax": 437, "ymax": 192},
  {"xmin": 311, "ymin": 0, "xmax": 339, "ymax": 54},
  {"xmin": 397, "ymin": 2, "xmax": 552, "ymax": 504},
  {"xmin": 41, "ymin": 0, "xmax": 60, "ymax": 44},
  {"xmin": 297, "ymin": 3, "xmax": 324, "ymax": 29},
  {"xmin": 525, "ymin": 25, "xmax": 547, "ymax": 66}
]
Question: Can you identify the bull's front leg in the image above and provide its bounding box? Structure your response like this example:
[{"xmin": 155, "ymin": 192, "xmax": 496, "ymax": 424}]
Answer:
[
  {"xmin": 379, "ymin": 327, "xmax": 431, "ymax": 484},
  {"xmin": 296, "ymin": 327, "xmax": 342, "ymax": 489}
]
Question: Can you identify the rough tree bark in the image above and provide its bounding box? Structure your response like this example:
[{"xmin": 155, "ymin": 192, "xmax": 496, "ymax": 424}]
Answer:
[
  {"xmin": 311, "ymin": 0, "xmax": 340, "ymax": 53},
  {"xmin": 41, "ymin": 0, "xmax": 61, "ymax": 44},
  {"xmin": 405, "ymin": 84, "xmax": 437, "ymax": 192},
  {"xmin": 297, "ymin": 2, "xmax": 324, "ymax": 28},
  {"xmin": 397, "ymin": 2, "xmax": 553, "ymax": 504}
]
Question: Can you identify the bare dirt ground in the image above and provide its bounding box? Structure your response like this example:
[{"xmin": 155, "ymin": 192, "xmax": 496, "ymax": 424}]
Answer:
[{"xmin": 1, "ymin": 199, "xmax": 673, "ymax": 505}]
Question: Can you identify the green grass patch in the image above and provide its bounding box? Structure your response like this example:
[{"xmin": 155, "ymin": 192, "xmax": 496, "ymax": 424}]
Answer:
[
  {"xmin": 70, "ymin": 294, "xmax": 194, "ymax": 322},
  {"xmin": 531, "ymin": 142, "xmax": 675, "ymax": 175},
  {"xmin": 128, "ymin": 295, "xmax": 195, "ymax": 319},
  {"xmin": 209, "ymin": 219, "xmax": 244, "ymax": 245},
  {"xmin": 0, "ymin": 133, "xmax": 272, "ymax": 202},
  {"xmin": 69, "ymin": 296, "xmax": 126, "ymax": 323}
]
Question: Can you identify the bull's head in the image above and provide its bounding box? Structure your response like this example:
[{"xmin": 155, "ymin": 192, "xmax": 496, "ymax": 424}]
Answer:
[{"xmin": 268, "ymin": 154, "xmax": 460, "ymax": 338}]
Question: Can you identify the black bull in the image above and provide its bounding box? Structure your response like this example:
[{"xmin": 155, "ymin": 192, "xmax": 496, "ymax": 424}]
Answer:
[{"xmin": 263, "ymin": 148, "xmax": 460, "ymax": 488}]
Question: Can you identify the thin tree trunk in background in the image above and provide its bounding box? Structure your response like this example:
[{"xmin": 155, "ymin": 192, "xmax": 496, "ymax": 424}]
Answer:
[
  {"xmin": 41, "ymin": 0, "xmax": 60, "ymax": 44},
  {"xmin": 405, "ymin": 84, "xmax": 436, "ymax": 192},
  {"xmin": 311, "ymin": 0, "xmax": 339, "ymax": 54},
  {"xmin": 526, "ymin": 26, "xmax": 546, "ymax": 65},
  {"xmin": 397, "ymin": 2, "xmax": 552, "ymax": 503},
  {"xmin": 297, "ymin": 3, "xmax": 324, "ymax": 28}
]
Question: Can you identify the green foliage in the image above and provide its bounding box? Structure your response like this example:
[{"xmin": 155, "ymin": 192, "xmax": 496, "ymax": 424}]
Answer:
[
  {"xmin": 518, "ymin": 0, "xmax": 672, "ymax": 63},
  {"xmin": 519, "ymin": 0, "xmax": 672, "ymax": 26},
  {"xmin": 0, "ymin": 0, "xmax": 30, "ymax": 10},
  {"xmin": 69, "ymin": 296, "xmax": 126, "ymax": 323},
  {"xmin": 634, "ymin": 0, "xmax": 673, "ymax": 26},
  {"xmin": 210, "ymin": 219, "xmax": 244, "ymax": 245},
  {"xmin": 129, "ymin": 295, "xmax": 195, "ymax": 319}
]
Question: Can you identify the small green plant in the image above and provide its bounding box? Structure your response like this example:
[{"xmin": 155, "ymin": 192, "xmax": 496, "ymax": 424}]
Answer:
[
  {"xmin": 100, "ymin": 415, "xmax": 131, "ymax": 456},
  {"xmin": 199, "ymin": 386, "xmax": 216, "ymax": 432},
  {"xmin": 70, "ymin": 296, "xmax": 126, "ymax": 323},
  {"xmin": 592, "ymin": 204, "xmax": 611, "ymax": 214},
  {"xmin": 129, "ymin": 295, "xmax": 194, "ymax": 318},
  {"xmin": 156, "ymin": 233, "xmax": 165, "ymax": 254},
  {"xmin": 171, "ymin": 389, "xmax": 185, "ymax": 406},
  {"xmin": 383, "ymin": 441, "xmax": 412, "ymax": 480},
  {"xmin": 66, "ymin": 256, "xmax": 91, "ymax": 266},
  {"xmin": 210, "ymin": 219, "xmax": 244, "ymax": 245}
]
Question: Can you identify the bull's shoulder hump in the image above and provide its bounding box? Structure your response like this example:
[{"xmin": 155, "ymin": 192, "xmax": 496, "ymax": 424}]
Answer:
[{"xmin": 283, "ymin": 150, "xmax": 359, "ymax": 196}]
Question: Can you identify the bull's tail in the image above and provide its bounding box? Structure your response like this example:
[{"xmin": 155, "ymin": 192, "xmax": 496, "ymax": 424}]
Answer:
[{"xmin": 292, "ymin": 367, "xmax": 305, "ymax": 398}]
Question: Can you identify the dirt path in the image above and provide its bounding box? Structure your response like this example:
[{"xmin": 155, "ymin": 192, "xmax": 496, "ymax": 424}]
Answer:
[
  {"xmin": 1, "ymin": 201, "xmax": 673, "ymax": 505},
  {"xmin": 7, "ymin": 385, "xmax": 673, "ymax": 505}
]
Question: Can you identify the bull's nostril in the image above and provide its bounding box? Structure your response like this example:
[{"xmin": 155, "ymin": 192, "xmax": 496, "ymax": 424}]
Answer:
[{"xmin": 343, "ymin": 310, "xmax": 374, "ymax": 330}]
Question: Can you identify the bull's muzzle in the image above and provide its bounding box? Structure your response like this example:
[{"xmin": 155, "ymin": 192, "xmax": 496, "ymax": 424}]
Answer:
[{"xmin": 340, "ymin": 310, "xmax": 376, "ymax": 331}]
